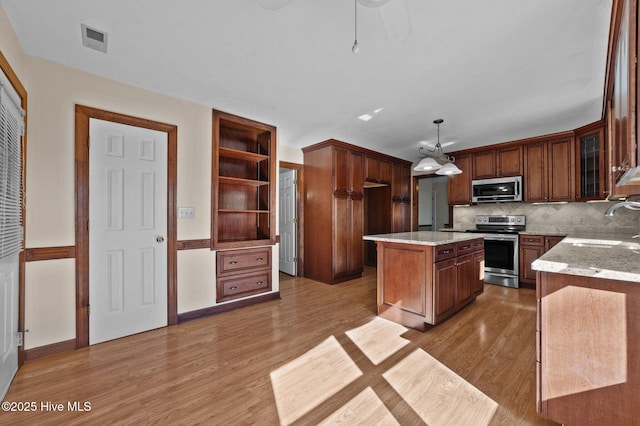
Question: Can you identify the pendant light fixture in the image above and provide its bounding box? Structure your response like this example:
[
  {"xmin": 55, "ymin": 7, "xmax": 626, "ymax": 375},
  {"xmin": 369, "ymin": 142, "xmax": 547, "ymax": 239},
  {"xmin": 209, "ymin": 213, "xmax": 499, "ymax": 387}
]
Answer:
[
  {"xmin": 414, "ymin": 119, "xmax": 462, "ymax": 175},
  {"xmin": 352, "ymin": 0, "xmax": 360, "ymax": 53}
]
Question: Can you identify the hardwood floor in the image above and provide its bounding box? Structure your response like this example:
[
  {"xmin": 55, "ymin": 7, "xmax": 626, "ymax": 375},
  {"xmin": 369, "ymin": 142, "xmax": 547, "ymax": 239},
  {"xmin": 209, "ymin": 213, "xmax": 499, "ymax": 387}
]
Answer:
[{"xmin": 2, "ymin": 267, "xmax": 558, "ymax": 425}]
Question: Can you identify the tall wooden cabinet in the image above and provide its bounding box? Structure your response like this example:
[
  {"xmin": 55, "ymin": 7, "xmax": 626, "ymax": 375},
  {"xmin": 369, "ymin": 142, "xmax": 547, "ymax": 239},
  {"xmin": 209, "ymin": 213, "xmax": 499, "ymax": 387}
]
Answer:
[
  {"xmin": 303, "ymin": 139, "xmax": 411, "ymax": 284},
  {"xmin": 391, "ymin": 163, "xmax": 411, "ymax": 232},
  {"xmin": 212, "ymin": 110, "xmax": 276, "ymax": 303}
]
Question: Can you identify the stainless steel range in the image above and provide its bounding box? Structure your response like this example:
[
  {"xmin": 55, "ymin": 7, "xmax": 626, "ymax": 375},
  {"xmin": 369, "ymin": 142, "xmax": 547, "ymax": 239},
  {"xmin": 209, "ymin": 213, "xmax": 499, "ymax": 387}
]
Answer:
[{"xmin": 467, "ymin": 215, "xmax": 526, "ymax": 288}]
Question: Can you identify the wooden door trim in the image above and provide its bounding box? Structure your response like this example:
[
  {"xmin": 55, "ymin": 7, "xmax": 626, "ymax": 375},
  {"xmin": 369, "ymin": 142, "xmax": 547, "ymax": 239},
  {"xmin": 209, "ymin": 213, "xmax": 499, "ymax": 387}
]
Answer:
[
  {"xmin": 279, "ymin": 161, "xmax": 304, "ymax": 277},
  {"xmin": 75, "ymin": 105, "xmax": 178, "ymax": 349}
]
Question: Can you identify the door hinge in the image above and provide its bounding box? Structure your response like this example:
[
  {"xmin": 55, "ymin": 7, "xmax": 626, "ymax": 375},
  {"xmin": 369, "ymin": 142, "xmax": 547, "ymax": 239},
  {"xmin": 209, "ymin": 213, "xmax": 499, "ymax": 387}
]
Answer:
[
  {"xmin": 17, "ymin": 331, "xmax": 23, "ymax": 347},
  {"xmin": 293, "ymin": 218, "xmax": 298, "ymax": 224},
  {"xmin": 293, "ymin": 179, "xmax": 298, "ymax": 185}
]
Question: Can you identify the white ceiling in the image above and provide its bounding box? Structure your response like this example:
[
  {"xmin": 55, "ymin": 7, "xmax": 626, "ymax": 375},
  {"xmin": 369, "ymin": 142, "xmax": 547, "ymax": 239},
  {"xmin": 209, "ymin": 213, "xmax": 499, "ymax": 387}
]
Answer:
[{"xmin": 1, "ymin": 0, "xmax": 613, "ymax": 162}]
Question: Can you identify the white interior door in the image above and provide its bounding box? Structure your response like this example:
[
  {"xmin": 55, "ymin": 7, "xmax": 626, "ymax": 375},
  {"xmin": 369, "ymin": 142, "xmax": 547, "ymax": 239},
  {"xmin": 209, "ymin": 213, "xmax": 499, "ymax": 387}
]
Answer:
[
  {"xmin": 89, "ymin": 118, "xmax": 168, "ymax": 345},
  {"xmin": 279, "ymin": 168, "xmax": 297, "ymax": 276},
  {"xmin": 0, "ymin": 253, "xmax": 19, "ymax": 400}
]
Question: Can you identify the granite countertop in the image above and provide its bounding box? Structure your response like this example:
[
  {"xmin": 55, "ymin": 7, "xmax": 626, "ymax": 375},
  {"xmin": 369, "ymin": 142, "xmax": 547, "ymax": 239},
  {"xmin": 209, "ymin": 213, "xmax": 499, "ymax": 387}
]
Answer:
[
  {"xmin": 532, "ymin": 233, "xmax": 640, "ymax": 282},
  {"xmin": 363, "ymin": 231, "xmax": 484, "ymax": 246}
]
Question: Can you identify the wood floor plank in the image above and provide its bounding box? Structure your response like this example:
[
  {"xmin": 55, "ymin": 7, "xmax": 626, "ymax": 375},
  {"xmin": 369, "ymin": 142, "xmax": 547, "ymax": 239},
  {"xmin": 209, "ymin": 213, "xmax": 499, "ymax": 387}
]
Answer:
[{"xmin": 2, "ymin": 267, "xmax": 558, "ymax": 425}]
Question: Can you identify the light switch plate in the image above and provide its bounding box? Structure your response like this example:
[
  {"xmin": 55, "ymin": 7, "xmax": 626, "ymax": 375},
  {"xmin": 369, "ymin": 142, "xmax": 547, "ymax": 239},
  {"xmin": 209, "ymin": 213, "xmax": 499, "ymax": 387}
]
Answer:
[{"xmin": 178, "ymin": 207, "xmax": 195, "ymax": 219}]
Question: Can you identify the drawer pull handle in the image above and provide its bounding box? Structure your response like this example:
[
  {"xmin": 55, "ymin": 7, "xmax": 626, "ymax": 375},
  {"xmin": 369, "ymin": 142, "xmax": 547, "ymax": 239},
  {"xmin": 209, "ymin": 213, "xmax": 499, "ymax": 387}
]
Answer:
[
  {"xmin": 461, "ymin": 245, "xmax": 470, "ymax": 250},
  {"xmin": 256, "ymin": 257, "xmax": 263, "ymax": 261},
  {"xmin": 256, "ymin": 281, "xmax": 263, "ymax": 285},
  {"xmin": 441, "ymin": 249, "xmax": 452, "ymax": 255},
  {"xmin": 229, "ymin": 286, "xmax": 238, "ymax": 290},
  {"xmin": 229, "ymin": 261, "xmax": 238, "ymax": 265}
]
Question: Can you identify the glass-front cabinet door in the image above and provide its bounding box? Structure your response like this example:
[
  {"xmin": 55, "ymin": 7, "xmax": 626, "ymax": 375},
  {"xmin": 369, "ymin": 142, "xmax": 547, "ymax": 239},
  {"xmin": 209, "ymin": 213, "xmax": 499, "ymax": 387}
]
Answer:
[{"xmin": 575, "ymin": 122, "xmax": 606, "ymax": 201}]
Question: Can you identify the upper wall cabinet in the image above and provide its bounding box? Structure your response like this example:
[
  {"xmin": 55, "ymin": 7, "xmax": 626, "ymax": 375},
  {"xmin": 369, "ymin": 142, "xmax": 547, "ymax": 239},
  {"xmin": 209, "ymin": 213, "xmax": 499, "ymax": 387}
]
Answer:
[
  {"xmin": 606, "ymin": 0, "xmax": 640, "ymax": 197},
  {"xmin": 448, "ymin": 154, "xmax": 472, "ymax": 205},
  {"xmin": 575, "ymin": 122, "xmax": 607, "ymax": 200},
  {"xmin": 365, "ymin": 155, "xmax": 391, "ymax": 185},
  {"xmin": 523, "ymin": 137, "xmax": 575, "ymax": 203},
  {"xmin": 472, "ymin": 146, "xmax": 523, "ymax": 179},
  {"xmin": 211, "ymin": 110, "xmax": 276, "ymax": 249}
]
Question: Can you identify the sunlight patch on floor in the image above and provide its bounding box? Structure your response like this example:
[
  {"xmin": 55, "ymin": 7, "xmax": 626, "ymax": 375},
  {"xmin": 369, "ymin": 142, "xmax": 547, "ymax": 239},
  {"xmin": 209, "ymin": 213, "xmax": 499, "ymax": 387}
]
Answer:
[
  {"xmin": 270, "ymin": 335, "xmax": 363, "ymax": 425},
  {"xmin": 345, "ymin": 317, "xmax": 410, "ymax": 365},
  {"xmin": 383, "ymin": 349, "xmax": 498, "ymax": 426},
  {"xmin": 317, "ymin": 387, "xmax": 400, "ymax": 426}
]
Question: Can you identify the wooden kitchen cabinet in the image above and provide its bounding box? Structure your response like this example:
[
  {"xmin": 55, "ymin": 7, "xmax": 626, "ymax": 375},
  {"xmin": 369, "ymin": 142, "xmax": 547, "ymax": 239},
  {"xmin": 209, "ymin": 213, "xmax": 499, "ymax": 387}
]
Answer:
[
  {"xmin": 575, "ymin": 122, "xmax": 607, "ymax": 200},
  {"xmin": 216, "ymin": 247, "xmax": 272, "ymax": 302},
  {"xmin": 519, "ymin": 234, "xmax": 565, "ymax": 288},
  {"xmin": 375, "ymin": 238, "xmax": 484, "ymax": 330},
  {"xmin": 472, "ymin": 146, "xmax": 523, "ymax": 179},
  {"xmin": 606, "ymin": 0, "xmax": 640, "ymax": 197},
  {"xmin": 537, "ymin": 271, "xmax": 640, "ymax": 425},
  {"xmin": 365, "ymin": 155, "xmax": 391, "ymax": 185},
  {"xmin": 523, "ymin": 138, "xmax": 574, "ymax": 202},
  {"xmin": 211, "ymin": 109, "xmax": 276, "ymax": 249},
  {"xmin": 304, "ymin": 140, "xmax": 411, "ymax": 283},
  {"xmin": 447, "ymin": 154, "xmax": 472, "ymax": 205},
  {"xmin": 391, "ymin": 163, "xmax": 411, "ymax": 232}
]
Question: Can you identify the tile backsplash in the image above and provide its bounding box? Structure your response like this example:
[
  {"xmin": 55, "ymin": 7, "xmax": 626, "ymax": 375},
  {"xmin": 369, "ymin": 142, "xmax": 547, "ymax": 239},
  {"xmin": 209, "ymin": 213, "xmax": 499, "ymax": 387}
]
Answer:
[{"xmin": 452, "ymin": 201, "xmax": 640, "ymax": 235}]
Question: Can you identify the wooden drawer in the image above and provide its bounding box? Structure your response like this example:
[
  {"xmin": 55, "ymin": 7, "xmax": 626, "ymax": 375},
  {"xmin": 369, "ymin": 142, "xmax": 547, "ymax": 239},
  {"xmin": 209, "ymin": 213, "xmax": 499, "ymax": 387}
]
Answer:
[
  {"xmin": 216, "ymin": 247, "xmax": 271, "ymax": 276},
  {"xmin": 520, "ymin": 235, "xmax": 544, "ymax": 246},
  {"xmin": 456, "ymin": 240, "xmax": 476, "ymax": 256},
  {"xmin": 434, "ymin": 243, "xmax": 456, "ymax": 262},
  {"xmin": 217, "ymin": 271, "xmax": 271, "ymax": 302},
  {"xmin": 472, "ymin": 238, "xmax": 484, "ymax": 251}
]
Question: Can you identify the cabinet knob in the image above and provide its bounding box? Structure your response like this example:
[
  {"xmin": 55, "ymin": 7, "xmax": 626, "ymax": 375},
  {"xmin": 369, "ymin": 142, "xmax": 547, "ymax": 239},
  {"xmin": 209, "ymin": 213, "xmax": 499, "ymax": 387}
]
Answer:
[
  {"xmin": 230, "ymin": 286, "xmax": 238, "ymax": 290},
  {"xmin": 229, "ymin": 261, "xmax": 238, "ymax": 265},
  {"xmin": 256, "ymin": 281, "xmax": 263, "ymax": 285},
  {"xmin": 256, "ymin": 257, "xmax": 263, "ymax": 261}
]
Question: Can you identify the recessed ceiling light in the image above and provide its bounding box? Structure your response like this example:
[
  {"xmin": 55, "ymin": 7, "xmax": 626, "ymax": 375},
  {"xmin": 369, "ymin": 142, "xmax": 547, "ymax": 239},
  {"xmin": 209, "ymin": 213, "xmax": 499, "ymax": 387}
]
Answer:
[
  {"xmin": 373, "ymin": 108, "xmax": 383, "ymax": 114},
  {"xmin": 358, "ymin": 114, "xmax": 373, "ymax": 121},
  {"xmin": 81, "ymin": 23, "xmax": 108, "ymax": 53}
]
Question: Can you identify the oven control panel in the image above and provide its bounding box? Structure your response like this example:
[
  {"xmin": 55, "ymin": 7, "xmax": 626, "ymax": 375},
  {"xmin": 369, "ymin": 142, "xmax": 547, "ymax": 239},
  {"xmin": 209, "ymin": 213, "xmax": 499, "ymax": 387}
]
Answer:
[{"xmin": 475, "ymin": 215, "xmax": 526, "ymax": 226}]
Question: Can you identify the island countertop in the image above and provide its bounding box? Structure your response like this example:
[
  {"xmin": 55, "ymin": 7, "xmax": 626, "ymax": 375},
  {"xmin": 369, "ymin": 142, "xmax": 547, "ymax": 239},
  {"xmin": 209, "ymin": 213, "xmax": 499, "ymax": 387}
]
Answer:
[
  {"xmin": 363, "ymin": 231, "xmax": 484, "ymax": 246},
  {"xmin": 532, "ymin": 233, "xmax": 640, "ymax": 282}
]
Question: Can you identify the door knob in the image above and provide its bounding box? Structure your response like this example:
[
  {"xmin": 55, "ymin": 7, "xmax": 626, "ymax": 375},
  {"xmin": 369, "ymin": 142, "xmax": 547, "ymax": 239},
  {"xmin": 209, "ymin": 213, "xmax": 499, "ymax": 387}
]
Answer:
[{"xmin": 156, "ymin": 236, "xmax": 165, "ymax": 243}]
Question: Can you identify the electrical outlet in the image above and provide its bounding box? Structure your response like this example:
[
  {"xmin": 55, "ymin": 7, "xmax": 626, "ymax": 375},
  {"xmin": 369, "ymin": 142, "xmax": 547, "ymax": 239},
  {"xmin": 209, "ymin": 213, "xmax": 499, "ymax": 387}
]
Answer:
[
  {"xmin": 178, "ymin": 207, "xmax": 195, "ymax": 219},
  {"xmin": 578, "ymin": 216, "xmax": 586, "ymax": 225}
]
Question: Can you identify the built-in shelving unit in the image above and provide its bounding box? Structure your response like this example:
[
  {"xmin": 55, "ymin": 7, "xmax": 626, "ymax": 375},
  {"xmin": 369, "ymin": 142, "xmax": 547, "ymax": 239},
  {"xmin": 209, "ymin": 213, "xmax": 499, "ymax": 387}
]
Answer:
[{"xmin": 212, "ymin": 109, "xmax": 276, "ymax": 249}]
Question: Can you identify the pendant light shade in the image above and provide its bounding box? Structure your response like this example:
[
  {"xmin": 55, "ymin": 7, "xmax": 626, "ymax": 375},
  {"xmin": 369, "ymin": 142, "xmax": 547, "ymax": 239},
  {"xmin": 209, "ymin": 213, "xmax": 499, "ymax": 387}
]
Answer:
[
  {"xmin": 435, "ymin": 161, "xmax": 462, "ymax": 175},
  {"xmin": 414, "ymin": 156, "xmax": 441, "ymax": 171}
]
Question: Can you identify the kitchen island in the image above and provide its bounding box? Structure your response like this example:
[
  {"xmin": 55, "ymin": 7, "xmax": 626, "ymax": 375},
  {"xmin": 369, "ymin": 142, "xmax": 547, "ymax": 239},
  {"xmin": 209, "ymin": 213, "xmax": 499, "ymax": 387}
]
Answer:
[
  {"xmin": 363, "ymin": 231, "xmax": 485, "ymax": 331},
  {"xmin": 532, "ymin": 234, "xmax": 640, "ymax": 426}
]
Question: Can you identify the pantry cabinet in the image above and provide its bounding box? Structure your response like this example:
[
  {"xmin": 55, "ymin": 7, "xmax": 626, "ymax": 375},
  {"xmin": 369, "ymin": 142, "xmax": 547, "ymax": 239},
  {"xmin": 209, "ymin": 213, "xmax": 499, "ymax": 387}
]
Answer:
[{"xmin": 303, "ymin": 140, "xmax": 412, "ymax": 284}]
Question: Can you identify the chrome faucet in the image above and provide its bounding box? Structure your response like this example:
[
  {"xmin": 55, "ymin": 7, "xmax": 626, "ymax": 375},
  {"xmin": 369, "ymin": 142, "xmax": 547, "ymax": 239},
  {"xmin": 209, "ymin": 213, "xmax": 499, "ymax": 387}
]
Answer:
[{"xmin": 604, "ymin": 201, "xmax": 640, "ymax": 216}]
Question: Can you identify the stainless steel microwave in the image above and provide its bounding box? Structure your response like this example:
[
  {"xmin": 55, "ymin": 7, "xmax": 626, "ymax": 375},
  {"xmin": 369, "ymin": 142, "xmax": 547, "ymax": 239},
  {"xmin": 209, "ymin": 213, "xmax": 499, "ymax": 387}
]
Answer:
[{"xmin": 472, "ymin": 176, "xmax": 523, "ymax": 203}]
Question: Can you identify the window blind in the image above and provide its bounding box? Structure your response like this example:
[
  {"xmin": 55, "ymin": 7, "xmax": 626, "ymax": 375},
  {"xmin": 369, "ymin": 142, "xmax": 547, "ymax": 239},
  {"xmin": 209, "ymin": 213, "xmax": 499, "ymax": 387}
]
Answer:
[{"xmin": 0, "ymin": 70, "xmax": 25, "ymax": 260}]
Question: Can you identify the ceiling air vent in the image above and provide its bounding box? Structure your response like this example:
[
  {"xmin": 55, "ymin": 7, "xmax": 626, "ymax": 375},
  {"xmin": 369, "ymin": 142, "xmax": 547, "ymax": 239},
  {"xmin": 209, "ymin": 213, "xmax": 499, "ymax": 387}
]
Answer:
[{"xmin": 81, "ymin": 24, "xmax": 108, "ymax": 53}]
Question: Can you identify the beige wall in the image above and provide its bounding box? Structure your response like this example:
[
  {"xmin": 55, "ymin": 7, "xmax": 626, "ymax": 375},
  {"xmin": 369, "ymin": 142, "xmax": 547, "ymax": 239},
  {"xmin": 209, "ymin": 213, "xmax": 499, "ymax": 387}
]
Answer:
[{"xmin": 0, "ymin": 6, "xmax": 26, "ymax": 81}]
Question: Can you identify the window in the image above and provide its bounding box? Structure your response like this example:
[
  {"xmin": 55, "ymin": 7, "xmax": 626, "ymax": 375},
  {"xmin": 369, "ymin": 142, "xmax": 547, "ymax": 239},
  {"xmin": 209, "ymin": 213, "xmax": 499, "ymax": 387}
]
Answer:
[{"xmin": 0, "ymin": 70, "xmax": 25, "ymax": 259}]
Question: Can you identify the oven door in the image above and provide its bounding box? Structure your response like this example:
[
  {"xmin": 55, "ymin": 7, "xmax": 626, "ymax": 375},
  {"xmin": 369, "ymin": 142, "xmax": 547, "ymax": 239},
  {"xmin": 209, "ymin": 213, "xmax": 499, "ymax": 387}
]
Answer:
[{"xmin": 482, "ymin": 233, "xmax": 519, "ymax": 288}]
